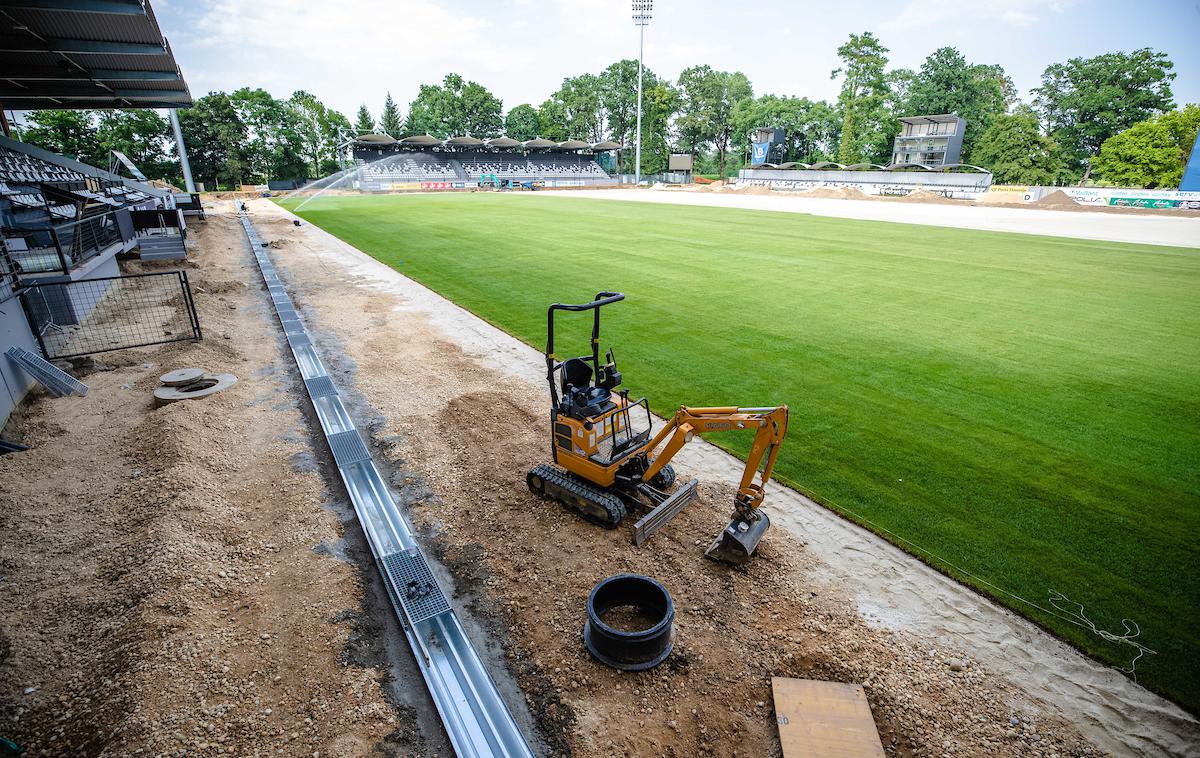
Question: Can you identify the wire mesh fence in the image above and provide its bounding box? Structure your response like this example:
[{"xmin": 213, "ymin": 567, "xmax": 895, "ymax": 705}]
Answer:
[{"xmin": 19, "ymin": 270, "xmax": 201, "ymax": 360}]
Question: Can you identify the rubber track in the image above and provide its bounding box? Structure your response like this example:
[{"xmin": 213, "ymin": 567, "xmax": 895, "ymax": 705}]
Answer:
[{"xmin": 529, "ymin": 463, "xmax": 626, "ymax": 528}]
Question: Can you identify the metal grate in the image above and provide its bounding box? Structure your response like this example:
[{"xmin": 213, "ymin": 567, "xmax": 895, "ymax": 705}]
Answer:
[
  {"xmin": 382, "ymin": 549, "xmax": 452, "ymax": 624},
  {"xmin": 304, "ymin": 375, "xmax": 337, "ymax": 398},
  {"xmin": 5, "ymin": 345, "xmax": 88, "ymax": 397},
  {"xmin": 327, "ymin": 429, "xmax": 371, "ymax": 467},
  {"xmin": 18, "ymin": 270, "xmax": 201, "ymax": 360}
]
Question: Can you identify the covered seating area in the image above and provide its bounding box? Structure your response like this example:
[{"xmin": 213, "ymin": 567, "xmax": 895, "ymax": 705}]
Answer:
[{"xmin": 351, "ymin": 134, "xmax": 621, "ymax": 188}]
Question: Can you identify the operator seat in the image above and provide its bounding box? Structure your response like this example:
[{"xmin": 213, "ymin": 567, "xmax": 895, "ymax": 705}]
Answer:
[{"xmin": 561, "ymin": 358, "xmax": 613, "ymax": 419}]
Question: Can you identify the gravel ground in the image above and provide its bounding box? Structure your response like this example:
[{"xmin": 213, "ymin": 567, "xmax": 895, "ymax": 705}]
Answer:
[
  {"xmin": 0, "ymin": 214, "xmax": 421, "ymax": 757},
  {"xmin": 247, "ymin": 203, "xmax": 1133, "ymax": 757}
]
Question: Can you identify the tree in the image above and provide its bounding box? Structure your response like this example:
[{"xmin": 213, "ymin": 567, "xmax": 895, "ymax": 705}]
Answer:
[
  {"xmin": 1033, "ymin": 48, "xmax": 1176, "ymax": 178},
  {"xmin": 972, "ymin": 108, "xmax": 1070, "ymax": 185},
  {"xmin": 676, "ymin": 65, "xmax": 753, "ymax": 178},
  {"xmin": 20, "ymin": 110, "xmax": 100, "ymax": 165},
  {"xmin": 178, "ymin": 92, "xmax": 248, "ymax": 189},
  {"xmin": 599, "ymin": 59, "xmax": 654, "ymax": 174},
  {"xmin": 831, "ymin": 32, "xmax": 894, "ymax": 164},
  {"xmin": 977, "ymin": 63, "xmax": 1019, "ymax": 110},
  {"xmin": 536, "ymin": 98, "xmax": 569, "ymax": 142},
  {"xmin": 638, "ymin": 81, "xmax": 680, "ymax": 176},
  {"xmin": 289, "ymin": 90, "xmax": 351, "ymax": 177},
  {"xmin": 902, "ymin": 47, "xmax": 1010, "ymax": 161},
  {"xmin": 731, "ymin": 95, "xmax": 840, "ymax": 164},
  {"xmin": 354, "ymin": 104, "xmax": 376, "ymax": 135},
  {"xmin": 504, "ymin": 104, "xmax": 539, "ymax": 140},
  {"xmin": 229, "ymin": 87, "xmax": 308, "ymax": 183},
  {"xmin": 405, "ymin": 74, "xmax": 502, "ymax": 138},
  {"xmin": 95, "ymin": 109, "xmax": 171, "ymax": 180},
  {"xmin": 541, "ymin": 74, "xmax": 605, "ymax": 142},
  {"xmin": 380, "ymin": 93, "xmax": 403, "ymax": 138},
  {"xmin": 1093, "ymin": 104, "xmax": 1200, "ymax": 188}
]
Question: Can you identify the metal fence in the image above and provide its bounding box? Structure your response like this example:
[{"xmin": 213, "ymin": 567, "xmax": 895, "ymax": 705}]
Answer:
[
  {"xmin": 2, "ymin": 207, "xmax": 127, "ymax": 275},
  {"xmin": 19, "ymin": 270, "xmax": 201, "ymax": 359}
]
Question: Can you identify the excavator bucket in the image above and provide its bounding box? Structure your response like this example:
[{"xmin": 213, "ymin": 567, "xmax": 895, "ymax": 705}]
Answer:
[{"xmin": 704, "ymin": 511, "xmax": 770, "ymax": 565}]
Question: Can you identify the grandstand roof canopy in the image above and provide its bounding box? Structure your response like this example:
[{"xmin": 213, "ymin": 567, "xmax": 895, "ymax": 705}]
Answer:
[
  {"xmin": 898, "ymin": 113, "xmax": 960, "ymax": 125},
  {"xmin": 592, "ymin": 140, "xmax": 621, "ymax": 150},
  {"xmin": 554, "ymin": 139, "xmax": 589, "ymax": 151},
  {"xmin": 523, "ymin": 138, "xmax": 555, "ymax": 148},
  {"xmin": 400, "ymin": 134, "xmax": 441, "ymax": 146},
  {"xmin": 445, "ymin": 135, "xmax": 484, "ymax": 147},
  {"xmin": 357, "ymin": 133, "xmax": 397, "ymax": 145},
  {"xmin": 486, "ymin": 136, "xmax": 520, "ymax": 148},
  {"xmin": 0, "ymin": 0, "xmax": 192, "ymax": 110}
]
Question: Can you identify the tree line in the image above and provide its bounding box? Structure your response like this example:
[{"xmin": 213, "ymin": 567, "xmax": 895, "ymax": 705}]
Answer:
[{"xmin": 15, "ymin": 32, "xmax": 1195, "ymax": 190}]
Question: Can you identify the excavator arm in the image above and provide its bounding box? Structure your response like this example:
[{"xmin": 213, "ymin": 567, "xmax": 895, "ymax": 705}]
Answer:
[
  {"xmin": 644, "ymin": 405, "xmax": 788, "ymax": 514},
  {"xmin": 633, "ymin": 405, "xmax": 788, "ymax": 564}
]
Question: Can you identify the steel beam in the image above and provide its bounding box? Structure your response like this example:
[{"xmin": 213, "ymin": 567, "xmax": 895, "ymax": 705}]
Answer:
[
  {"xmin": 0, "ymin": 0, "xmax": 146, "ymax": 13},
  {"xmin": 169, "ymin": 108, "xmax": 194, "ymax": 193},
  {"xmin": 0, "ymin": 34, "xmax": 166, "ymax": 55},
  {"xmin": 2, "ymin": 65, "xmax": 180, "ymax": 81},
  {"xmin": 0, "ymin": 83, "xmax": 187, "ymax": 99}
]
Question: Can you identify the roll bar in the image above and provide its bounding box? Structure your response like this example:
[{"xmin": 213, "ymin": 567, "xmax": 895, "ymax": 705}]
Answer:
[{"xmin": 545, "ymin": 291, "xmax": 624, "ymax": 407}]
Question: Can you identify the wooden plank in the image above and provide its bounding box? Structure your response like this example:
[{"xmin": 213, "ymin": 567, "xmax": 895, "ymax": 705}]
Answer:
[{"xmin": 772, "ymin": 677, "xmax": 886, "ymax": 758}]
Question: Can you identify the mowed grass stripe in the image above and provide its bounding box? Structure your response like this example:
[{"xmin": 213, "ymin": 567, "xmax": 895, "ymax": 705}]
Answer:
[{"xmin": 280, "ymin": 192, "xmax": 1200, "ymax": 711}]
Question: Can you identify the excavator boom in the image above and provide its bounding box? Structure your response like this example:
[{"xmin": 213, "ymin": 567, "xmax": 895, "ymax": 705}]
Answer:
[{"xmin": 639, "ymin": 404, "xmax": 789, "ymax": 563}]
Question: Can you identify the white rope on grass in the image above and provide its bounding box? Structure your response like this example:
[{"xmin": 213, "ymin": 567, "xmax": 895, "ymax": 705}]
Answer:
[
  {"xmin": 787, "ymin": 479, "xmax": 1159, "ymax": 678},
  {"xmin": 1047, "ymin": 590, "xmax": 1156, "ymax": 680}
]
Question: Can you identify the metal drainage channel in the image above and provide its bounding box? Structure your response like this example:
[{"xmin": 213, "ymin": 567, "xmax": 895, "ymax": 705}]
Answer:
[{"xmin": 237, "ymin": 210, "xmax": 534, "ymax": 758}]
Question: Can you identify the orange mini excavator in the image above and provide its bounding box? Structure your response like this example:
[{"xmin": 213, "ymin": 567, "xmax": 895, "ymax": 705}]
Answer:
[{"xmin": 526, "ymin": 292, "xmax": 789, "ymax": 564}]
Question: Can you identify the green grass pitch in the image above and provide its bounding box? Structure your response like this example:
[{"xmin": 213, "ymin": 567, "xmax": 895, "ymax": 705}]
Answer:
[{"xmin": 279, "ymin": 192, "xmax": 1200, "ymax": 712}]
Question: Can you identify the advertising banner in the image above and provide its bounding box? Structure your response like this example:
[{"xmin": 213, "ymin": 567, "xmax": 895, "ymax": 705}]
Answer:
[{"xmin": 751, "ymin": 142, "xmax": 770, "ymax": 165}]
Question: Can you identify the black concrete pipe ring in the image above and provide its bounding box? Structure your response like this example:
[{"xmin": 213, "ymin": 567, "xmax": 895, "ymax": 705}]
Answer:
[{"xmin": 583, "ymin": 574, "xmax": 674, "ymax": 671}]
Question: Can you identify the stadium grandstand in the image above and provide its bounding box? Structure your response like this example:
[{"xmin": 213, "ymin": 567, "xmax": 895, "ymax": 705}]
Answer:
[
  {"xmin": 0, "ymin": 135, "xmax": 194, "ymax": 276},
  {"xmin": 352, "ymin": 134, "xmax": 621, "ymax": 190},
  {"xmin": 0, "ymin": 0, "xmax": 198, "ymax": 428}
]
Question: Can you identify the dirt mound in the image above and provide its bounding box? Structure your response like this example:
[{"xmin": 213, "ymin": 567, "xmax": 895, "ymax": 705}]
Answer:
[
  {"xmin": 1034, "ymin": 190, "xmax": 1081, "ymax": 208},
  {"xmin": 741, "ymin": 184, "xmax": 775, "ymax": 196},
  {"xmin": 798, "ymin": 186, "xmax": 871, "ymax": 200},
  {"xmin": 899, "ymin": 189, "xmax": 962, "ymax": 205},
  {"xmin": 202, "ymin": 190, "xmax": 265, "ymax": 200},
  {"xmin": 975, "ymin": 190, "xmax": 1028, "ymax": 205}
]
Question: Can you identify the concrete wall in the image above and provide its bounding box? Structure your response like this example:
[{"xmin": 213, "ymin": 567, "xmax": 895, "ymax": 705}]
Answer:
[
  {"xmin": 737, "ymin": 168, "xmax": 992, "ymax": 199},
  {"xmin": 0, "ymin": 288, "xmax": 38, "ymax": 429}
]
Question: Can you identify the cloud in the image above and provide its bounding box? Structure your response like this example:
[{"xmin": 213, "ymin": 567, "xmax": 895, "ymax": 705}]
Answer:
[
  {"xmin": 178, "ymin": 0, "xmax": 498, "ymax": 113},
  {"xmin": 880, "ymin": 0, "xmax": 1074, "ymax": 32}
]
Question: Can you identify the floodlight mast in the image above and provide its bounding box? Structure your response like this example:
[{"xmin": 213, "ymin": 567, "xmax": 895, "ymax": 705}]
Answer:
[{"xmin": 633, "ymin": 0, "xmax": 652, "ymax": 186}]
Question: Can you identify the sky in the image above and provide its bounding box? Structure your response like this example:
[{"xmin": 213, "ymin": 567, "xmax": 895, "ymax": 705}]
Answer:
[{"xmin": 156, "ymin": 0, "xmax": 1199, "ymax": 122}]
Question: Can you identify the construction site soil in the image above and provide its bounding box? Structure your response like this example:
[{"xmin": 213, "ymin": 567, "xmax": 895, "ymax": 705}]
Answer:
[
  {"xmin": 0, "ymin": 216, "xmax": 438, "ymax": 757},
  {"xmin": 1, "ymin": 202, "xmax": 1194, "ymax": 756},
  {"xmin": 249, "ymin": 205, "xmax": 1110, "ymax": 756}
]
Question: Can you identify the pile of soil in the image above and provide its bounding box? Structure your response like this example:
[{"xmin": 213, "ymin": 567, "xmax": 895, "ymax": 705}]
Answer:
[
  {"xmin": 202, "ymin": 190, "xmax": 266, "ymax": 200},
  {"xmin": 974, "ymin": 190, "xmax": 1028, "ymax": 205},
  {"xmin": 1034, "ymin": 190, "xmax": 1081, "ymax": 208},
  {"xmin": 258, "ymin": 204, "xmax": 1105, "ymax": 758},
  {"xmin": 798, "ymin": 186, "xmax": 871, "ymax": 200},
  {"xmin": 741, "ymin": 185, "xmax": 775, "ymax": 196},
  {"xmin": 898, "ymin": 189, "xmax": 963, "ymax": 205}
]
